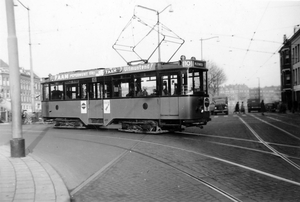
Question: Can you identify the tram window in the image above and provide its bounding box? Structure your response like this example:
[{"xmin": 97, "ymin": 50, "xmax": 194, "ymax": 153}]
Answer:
[
  {"xmin": 160, "ymin": 74, "xmax": 178, "ymax": 96},
  {"xmin": 43, "ymin": 84, "xmax": 49, "ymax": 101},
  {"xmin": 112, "ymin": 80, "xmax": 122, "ymax": 98},
  {"xmin": 96, "ymin": 83, "xmax": 103, "ymax": 99},
  {"xmin": 171, "ymin": 76, "xmax": 178, "ymax": 95},
  {"xmin": 104, "ymin": 82, "xmax": 111, "ymax": 98},
  {"xmin": 182, "ymin": 72, "xmax": 188, "ymax": 95},
  {"xmin": 88, "ymin": 83, "xmax": 96, "ymax": 99},
  {"xmin": 65, "ymin": 83, "xmax": 79, "ymax": 100},
  {"xmin": 81, "ymin": 84, "xmax": 87, "ymax": 99},
  {"xmin": 135, "ymin": 73, "xmax": 156, "ymax": 96},
  {"xmin": 183, "ymin": 69, "xmax": 205, "ymax": 95},
  {"xmin": 50, "ymin": 83, "xmax": 63, "ymax": 100},
  {"xmin": 203, "ymin": 71, "xmax": 207, "ymax": 92}
]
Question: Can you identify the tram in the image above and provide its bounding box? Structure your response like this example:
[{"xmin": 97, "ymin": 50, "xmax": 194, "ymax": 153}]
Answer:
[{"xmin": 41, "ymin": 56, "xmax": 211, "ymax": 133}]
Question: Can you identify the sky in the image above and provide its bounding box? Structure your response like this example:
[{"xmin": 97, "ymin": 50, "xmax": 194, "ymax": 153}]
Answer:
[{"xmin": 1, "ymin": 0, "xmax": 300, "ymax": 88}]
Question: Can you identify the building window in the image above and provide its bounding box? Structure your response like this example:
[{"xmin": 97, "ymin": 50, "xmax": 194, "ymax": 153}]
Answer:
[
  {"xmin": 298, "ymin": 67, "xmax": 300, "ymax": 85},
  {"xmin": 298, "ymin": 44, "xmax": 300, "ymax": 63},
  {"xmin": 296, "ymin": 69, "xmax": 298, "ymax": 85},
  {"xmin": 293, "ymin": 48, "xmax": 295, "ymax": 64},
  {"xmin": 296, "ymin": 46, "xmax": 298, "ymax": 64}
]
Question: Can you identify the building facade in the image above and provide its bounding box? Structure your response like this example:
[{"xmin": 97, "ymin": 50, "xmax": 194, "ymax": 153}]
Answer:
[
  {"xmin": 0, "ymin": 59, "xmax": 41, "ymax": 121},
  {"xmin": 279, "ymin": 26, "xmax": 300, "ymax": 112},
  {"xmin": 219, "ymin": 84, "xmax": 280, "ymax": 105},
  {"xmin": 290, "ymin": 26, "xmax": 300, "ymax": 112}
]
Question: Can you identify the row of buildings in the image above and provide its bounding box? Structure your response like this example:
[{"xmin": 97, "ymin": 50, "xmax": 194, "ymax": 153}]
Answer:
[
  {"xmin": 0, "ymin": 59, "xmax": 42, "ymax": 121},
  {"xmin": 279, "ymin": 25, "xmax": 300, "ymax": 112},
  {"xmin": 217, "ymin": 84, "xmax": 281, "ymax": 107}
]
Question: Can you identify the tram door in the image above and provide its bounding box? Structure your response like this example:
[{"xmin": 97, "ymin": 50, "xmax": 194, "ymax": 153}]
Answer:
[
  {"xmin": 87, "ymin": 82, "xmax": 105, "ymax": 124},
  {"xmin": 160, "ymin": 74, "xmax": 179, "ymax": 117}
]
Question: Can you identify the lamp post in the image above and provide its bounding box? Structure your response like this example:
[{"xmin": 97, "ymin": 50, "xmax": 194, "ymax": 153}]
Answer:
[
  {"xmin": 16, "ymin": 0, "xmax": 35, "ymax": 112},
  {"xmin": 6, "ymin": 0, "xmax": 25, "ymax": 157},
  {"xmin": 136, "ymin": 4, "xmax": 173, "ymax": 63},
  {"xmin": 200, "ymin": 36, "xmax": 219, "ymax": 60}
]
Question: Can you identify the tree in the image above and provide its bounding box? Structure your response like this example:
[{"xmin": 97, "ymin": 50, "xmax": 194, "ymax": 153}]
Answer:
[{"xmin": 207, "ymin": 61, "xmax": 227, "ymax": 97}]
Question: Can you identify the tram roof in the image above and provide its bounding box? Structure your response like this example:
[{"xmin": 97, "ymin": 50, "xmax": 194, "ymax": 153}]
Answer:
[{"xmin": 42, "ymin": 59, "xmax": 207, "ymax": 82}]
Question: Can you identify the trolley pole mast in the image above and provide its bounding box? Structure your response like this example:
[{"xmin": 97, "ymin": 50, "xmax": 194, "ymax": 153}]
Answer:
[
  {"xmin": 135, "ymin": 4, "xmax": 173, "ymax": 63},
  {"xmin": 5, "ymin": 0, "xmax": 25, "ymax": 157}
]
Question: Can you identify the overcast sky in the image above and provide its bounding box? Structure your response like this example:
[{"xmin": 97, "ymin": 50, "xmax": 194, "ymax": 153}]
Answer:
[{"xmin": 1, "ymin": 0, "xmax": 300, "ymax": 88}]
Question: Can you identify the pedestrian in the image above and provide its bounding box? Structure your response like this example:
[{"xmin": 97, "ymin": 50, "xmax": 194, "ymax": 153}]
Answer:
[
  {"xmin": 241, "ymin": 102, "xmax": 245, "ymax": 114},
  {"xmin": 21, "ymin": 110, "xmax": 27, "ymax": 124},
  {"xmin": 234, "ymin": 102, "xmax": 240, "ymax": 114},
  {"xmin": 261, "ymin": 100, "xmax": 266, "ymax": 115}
]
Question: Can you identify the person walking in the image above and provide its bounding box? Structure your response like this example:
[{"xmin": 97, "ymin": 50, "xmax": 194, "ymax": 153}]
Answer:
[
  {"xmin": 235, "ymin": 102, "xmax": 240, "ymax": 114},
  {"xmin": 261, "ymin": 100, "xmax": 266, "ymax": 115},
  {"xmin": 241, "ymin": 102, "xmax": 245, "ymax": 114}
]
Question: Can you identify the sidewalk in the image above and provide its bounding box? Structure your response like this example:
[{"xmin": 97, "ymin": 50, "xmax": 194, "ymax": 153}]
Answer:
[{"xmin": 0, "ymin": 145, "xmax": 70, "ymax": 202}]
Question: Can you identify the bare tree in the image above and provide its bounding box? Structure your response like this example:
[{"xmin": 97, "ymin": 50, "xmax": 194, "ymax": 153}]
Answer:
[{"xmin": 207, "ymin": 61, "xmax": 227, "ymax": 97}]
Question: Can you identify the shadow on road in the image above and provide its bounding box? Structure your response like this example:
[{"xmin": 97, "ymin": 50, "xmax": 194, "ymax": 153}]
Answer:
[{"xmin": 26, "ymin": 126, "xmax": 51, "ymax": 155}]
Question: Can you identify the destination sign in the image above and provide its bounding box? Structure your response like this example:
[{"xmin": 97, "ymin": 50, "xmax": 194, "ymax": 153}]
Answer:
[
  {"xmin": 50, "ymin": 69, "xmax": 104, "ymax": 81},
  {"xmin": 182, "ymin": 60, "xmax": 205, "ymax": 68},
  {"xmin": 50, "ymin": 63, "xmax": 155, "ymax": 81}
]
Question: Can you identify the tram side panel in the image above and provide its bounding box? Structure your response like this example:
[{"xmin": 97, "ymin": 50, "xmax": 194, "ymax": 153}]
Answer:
[
  {"xmin": 107, "ymin": 97, "xmax": 161, "ymax": 123},
  {"xmin": 42, "ymin": 101, "xmax": 85, "ymax": 120},
  {"xmin": 42, "ymin": 96, "xmax": 210, "ymax": 127}
]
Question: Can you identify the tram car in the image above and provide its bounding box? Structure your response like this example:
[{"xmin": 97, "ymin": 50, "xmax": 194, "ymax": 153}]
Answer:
[{"xmin": 41, "ymin": 56, "xmax": 211, "ymax": 133}]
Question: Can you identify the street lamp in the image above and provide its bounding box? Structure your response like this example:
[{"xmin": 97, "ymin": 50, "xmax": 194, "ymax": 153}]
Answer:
[
  {"xmin": 16, "ymin": 0, "xmax": 35, "ymax": 112},
  {"xmin": 135, "ymin": 4, "xmax": 173, "ymax": 63},
  {"xmin": 200, "ymin": 36, "xmax": 219, "ymax": 60}
]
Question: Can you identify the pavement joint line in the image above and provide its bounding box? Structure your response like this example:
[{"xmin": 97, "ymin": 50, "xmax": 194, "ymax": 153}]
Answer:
[
  {"xmin": 0, "ymin": 145, "xmax": 70, "ymax": 202},
  {"xmin": 1, "ymin": 147, "xmax": 18, "ymax": 201},
  {"xmin": 69, "ymin": 138, "xmax": 143, "ymax": 197},
  {"xmin": 29, "ymin": 153, "xmax": 70, "ymax": 202},
  {"xmin": 69, "ymin": 150, "xmax": 129, "ymax": 197}
]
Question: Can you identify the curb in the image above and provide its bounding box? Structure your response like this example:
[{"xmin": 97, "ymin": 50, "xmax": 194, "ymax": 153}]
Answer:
[{"xmin": 29, "ymin": 153, "xmax": 71, "ymax": 202}]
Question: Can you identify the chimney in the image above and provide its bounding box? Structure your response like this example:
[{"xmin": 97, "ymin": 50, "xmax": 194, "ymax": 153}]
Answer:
[{"xmin": 294, "ymin": 25, "xmax": 300, "ymax": 33}]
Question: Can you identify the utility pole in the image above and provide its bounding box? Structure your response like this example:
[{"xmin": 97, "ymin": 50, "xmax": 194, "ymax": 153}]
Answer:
[
  {"xmin": 6, "ymin": 0, "xmax": 25, "ymax": 157},
  {"xmin": 17, "ymin": 0, "xmax": 35, "ymax": 112}
]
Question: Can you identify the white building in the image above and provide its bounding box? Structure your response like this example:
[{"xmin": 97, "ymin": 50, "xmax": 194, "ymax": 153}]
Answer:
[{"xmin": 0, "ymin": 59, "xmax": 41, "ymax": 121}]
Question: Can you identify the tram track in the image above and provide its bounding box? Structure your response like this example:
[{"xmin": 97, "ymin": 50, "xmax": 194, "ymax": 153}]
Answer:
[
  {"xmin": 57, "ymin": 128, "xmax": 300, "ymax": 202},
  {"xmin": 66, "ymin": 134, "xmax": 242, "ymax": 201},
  {"xmin": 238, "ymin": 115, "xmax": 300, "ymax": 171},
  {"xmin": 10, "ymin": 123, "xmax": 300, "ymax": 200}
]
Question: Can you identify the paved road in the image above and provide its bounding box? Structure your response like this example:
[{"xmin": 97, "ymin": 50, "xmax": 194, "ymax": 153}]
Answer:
[{"xmin": 1, "ymin": 112, "xmax": 300, "ymax": 201}]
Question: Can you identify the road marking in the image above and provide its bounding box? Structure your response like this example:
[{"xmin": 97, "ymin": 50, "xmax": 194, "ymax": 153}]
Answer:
[{"xmin": 239, "ymin": 116, "xmax": 300, "ymax": 171}]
